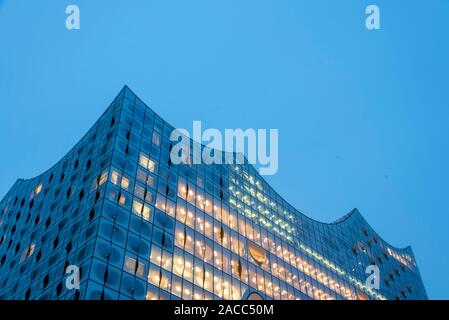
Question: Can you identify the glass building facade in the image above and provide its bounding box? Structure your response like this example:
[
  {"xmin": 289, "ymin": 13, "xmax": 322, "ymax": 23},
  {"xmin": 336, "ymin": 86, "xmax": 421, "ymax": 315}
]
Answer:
[{"xmin": 0, "ymin": 86, "xmax": 427, "ymax": 300}]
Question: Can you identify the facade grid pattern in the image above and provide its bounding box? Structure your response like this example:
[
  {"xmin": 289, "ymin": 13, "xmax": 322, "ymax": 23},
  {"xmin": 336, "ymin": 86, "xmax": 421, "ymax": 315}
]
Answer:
[{"xmin": 0, "ymin": 87, "xmax": 427, "ymax": 300}]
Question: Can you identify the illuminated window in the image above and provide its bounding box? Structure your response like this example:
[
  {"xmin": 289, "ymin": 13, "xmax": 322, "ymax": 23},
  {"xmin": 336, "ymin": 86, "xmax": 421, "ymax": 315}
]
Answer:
[
  {"xmin": 222, "ymin": 278, "xmax": 231, "ymax": 300},
  {"xmin": 214, "ymin": 225, "xmax": 224, "ymax": 245},
  {"xmin": 132, "ymin": 199, "xmax": 151, "ymax": 221},
  {"xmin": 194, "ymin": 262, "xmax": 205, "ymax": 288},
  {"xmin": 184, "ymin": 228, "xmax": 195, "ymax": 254},
  {"xmin": 34, "ymin": 184, "xmax": 43, "ymax": 196},
  {"xmin": 93, "ymin": 171, "xmax": 108, "ymax": 190},
  {"xmin": 203, "ymin": 264, "xmax": 213, "ymax": 292},
  {"xmin": 150, "ymin": 244, "xmax": 162, "ymax": 266},
  {"xmin": 166, "ymin": 200, "xmax": 176, "ymax": 217},
  {"xmin": 232, "ymin": 280, "xmax": 242, "ymax": 300},
  {"xmin": 196, "ymin": 190, "xmax": 204, "ymax": 210},
  {"xmin": 110, "ymin": 170, "xmax": 130, "ymax": 191},
  {"xmin": 161, "ymin": 251, "xmax": 172, "ymax": 271},
  {"xmin": 155, "ymin": 194, "xmax": 166, "ymax": 212},
  {"xmin": 194, "ymin": 238, "xmax": 205, "ymax": 259},
  {"xmin": 186, "ymin": 188, "xmax": 195, "ymax": 205},
  {"xmin": 248, "ymin": 242, "xmax": 267, "ymax": 266},
  {"xmin": 177, "ymin": 182, "xmax": 187, "ymax": 199},
  {"xmin": 139, "ymin": 154, "xmax": 156, "ymax": 172},
  {"xmin": 21, "ymin": 243, "xmax": 36, "ymax": 262},
  {"xmin": 248, "ymin": 292, "xmax": 263, "ymax": 300},
  {"xmin": 229, "ymin": 211, "xmax": 238, "ymax": 230},
  {"xmin": 214, "ymin": 275, "xmax": 223, "ymax": 298},
  {"xmin": 182, "ymin": 281, "xmax": 193, "ymax": 300},
  {"xmin": 185, "ymin": 209, "xmax": 195, "ymax": 229},
  {"xmin": 238, "ymin": 217, "xmax": 246, "ymax": 237},
  {"xmin": 204, "ymin": 241, "xmax": 213, "ymax": 264},
  {"xmin": 195, "ymin": 213, "xmax": 205, "ymax": 235},
  {"xmin": 124, "ymin": 257, "xmax": 145, "ymax": 277},
  {"xmin": 193, "ymin": 288, "xmax": 204, "ymax": 300},
  {"xmin": 204, "ymin": 215, "xmax": 213, "ymax": 239},
  {"xmin": 214, "ymin": 205, "xmax": 222, "ymax": 221},
  {"xmin": 148, "ymin": 268, "xmax": 171, "ymax": 291},
  {"xmin": 146, "ymin": 288, "xmax": 158, "ymax": 300},
  {"xmin": 176, "ymin": 204, "xmax": 187, "ymax": 223},
  {"xmin": 173, "ymin": 250, "xmax": 184, "ymax": 277},
  {"xmin": 171, "ymin": 276, "xmax": 183, "ymax": 298},
  {"xmin": 27, "ymin": 243, "xmax": 35, "ymax": 257},
  {"xmin": 148, "ymin": 268, "xmax": 160, "ymax": 286},
  {"xmin": 204, "ymin": 196, "xmax": 212, "ymax": 214},
  {"xmin": 357, "ymin": 292, "xmax": 369, "ymax": 300},
  {"xmin": 183, "ymin": 255, "xmax": 193, "ymax": 282},
  {"xmin": 213, "ymin": 247, "xmax": 223, "ymax": 270},
  {"xmin": 118, "ymin": 193, "xmax": 126, "ymax": 205},
  {"xmin": 231, "ymin": 257, "xmax": 242, "ymax": 279},
  {"xmin": 222, "ymin": 253, "xmax": 230, "ymax": 274},
  {"xmin": 175, "ymin": 225, "xmax": 186, "ymax": 249}
]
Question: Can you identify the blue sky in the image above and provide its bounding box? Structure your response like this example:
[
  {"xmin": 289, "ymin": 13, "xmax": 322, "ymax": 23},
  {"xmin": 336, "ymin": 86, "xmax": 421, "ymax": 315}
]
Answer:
[{"xmin": 0, "ymin": 0, "xmax": 448, "ymax": 298}]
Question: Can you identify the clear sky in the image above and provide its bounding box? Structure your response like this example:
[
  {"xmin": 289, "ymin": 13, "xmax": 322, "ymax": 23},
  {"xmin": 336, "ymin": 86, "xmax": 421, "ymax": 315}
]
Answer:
[{"xmin": 0, "ymin": 0, "xmax": 448, "ymax": 299}]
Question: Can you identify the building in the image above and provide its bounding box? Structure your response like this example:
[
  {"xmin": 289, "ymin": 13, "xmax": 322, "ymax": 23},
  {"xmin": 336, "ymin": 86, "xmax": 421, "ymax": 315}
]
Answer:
[{"xmin": 0, "ymin": 86, "xmax": 427, "ymax": 300}]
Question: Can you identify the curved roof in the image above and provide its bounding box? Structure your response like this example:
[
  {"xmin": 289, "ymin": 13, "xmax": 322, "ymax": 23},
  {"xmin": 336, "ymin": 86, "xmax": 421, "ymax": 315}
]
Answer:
[{"xmin": 0, "ymin": 85, "xmax": 413, "ymax": 254}]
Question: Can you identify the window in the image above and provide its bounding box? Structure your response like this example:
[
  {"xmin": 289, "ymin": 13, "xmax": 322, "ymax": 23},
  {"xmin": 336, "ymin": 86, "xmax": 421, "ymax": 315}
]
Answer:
[
  {"xmin": 139, "ymin": 154, "xmax": 156, "ymax": 172},
  {"xmin": 110, "ymin": 170, "xmax": 130, "ymax": 191},
  {"xmin": 248, "ymin": 242, "xmax": 267, "ymax": 266},
  {"xmin": 107, "ymin": 188, "xmax": 128, "ymax": 206},
  {"xmin": 146, "ymin": 287, "xmax": 158, "ymax": 300},
  {"xmin": 248, "ymin": 292, "xmax": 263, "ymax": 300},
  {"xmin": 185, "ymin": 208, "xmax": 195, "ymax": 229},
  {"xmin": 177, "ymin": 182, "xmax": 187, "ymax": 199},
  {"xmin": 161, "ymin": 251, "xmax": 172, "ymax": 271},
  {"xmin": 155, "ymin": 194, "xmax": 166, "ymax": 212},
  {"xmin": 175, "ymin": 224, "xmax": 186, "ymax": 249},
  {"xmin": 152, "ymin": 132, "xmax": 161, "ymax": 146},
  {"xmin": 137, "ymin": 169, "xmax": 155, "ymax": 187},
  {"xmin": 356, "ymin": 292, "xmax": 369, "ymax": 300},
  {"xmin": 171, "ymin": 275, "xmax": 183, "ymax": 297},
  {"xmin": 173, "ymin": 250, "xmax": 184, "ymax": 277},
  {"xmin": 150, "ymin": 244, "xmax": 162, "ymax": 266},
  {"xmin": 203, "ymin": 264, "xmax": 213, "ymax": 292},
  {"xmin": 124, "ymin": 257, "xmax": 145, "ymax": 277},
  {"xmin": 34, "ymin": 184, "xmax": 43, "ymax": 196},
  {"xmin": 194, "ymin": 261, "xmax": 205, "ymax": 288},
  {"xmin": 204, "ymin": 215, "xmax": 213, "ymax": 239},
  {"xmin": 94, "ymin": 171, "xmax": 108, "ymax": 189},
  {"xmin": 132, "ymin": 199, "xmax": 152, "ymax": 221},
  {"xmin": 134, "ymin": 183, "xmax": 154, "ymax": 203},
  {"xmin": 184, "ymin": 228, "xmax": 195, "ymax": 254},
  {"xmin": 183, "ymin": 255, "xmax": 193, "ymax": 282},
  {"xmin": 358, "ymin": 241, "xmax": 366, "ymax": 253},
  {"xmin": 148, "ymin": 267, "xmax": 170, "ymax": 291},
  {"xmin": 21, "ymin": 244, "xmax": 36, "ymax": 262}
]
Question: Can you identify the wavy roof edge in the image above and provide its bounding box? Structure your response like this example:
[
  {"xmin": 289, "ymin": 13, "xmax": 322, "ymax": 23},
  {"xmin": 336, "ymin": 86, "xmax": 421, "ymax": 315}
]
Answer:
[{"xmin": 0, "ymin": 85, "xmax": 414, "ymax": 253}]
